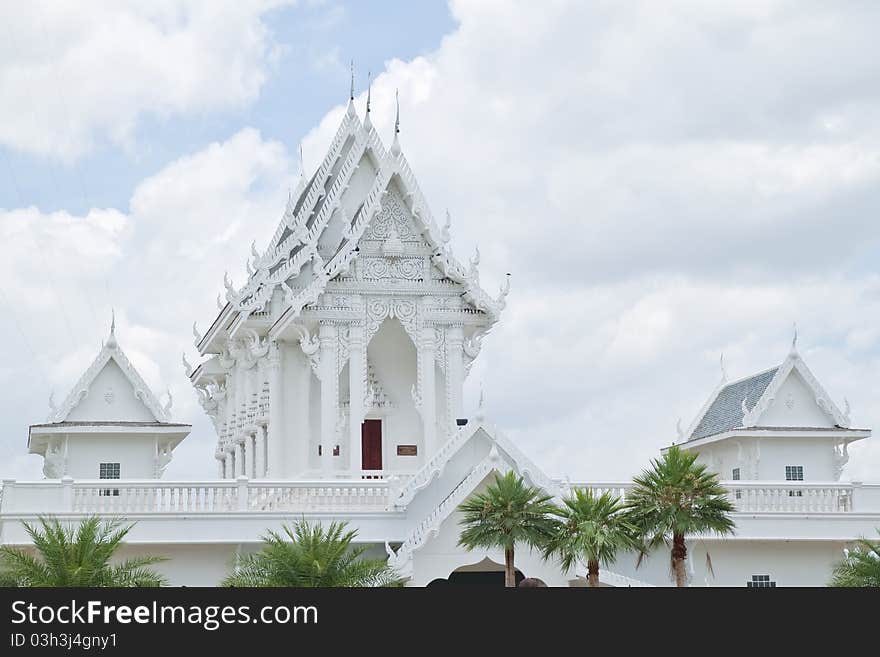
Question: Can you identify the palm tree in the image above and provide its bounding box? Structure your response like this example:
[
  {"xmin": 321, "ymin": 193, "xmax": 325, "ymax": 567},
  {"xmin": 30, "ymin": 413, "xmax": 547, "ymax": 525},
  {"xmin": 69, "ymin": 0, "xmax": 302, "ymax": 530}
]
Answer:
[
  {"xmin": 625, "ymin": 446, "xmax": 735, "ymax": 587},
  {"xmin": 543, "ymin": 488, "xmax": 639, "ymax": 587},
  {"xmin": 458, "ymin": 470, "xmax": 557, "ymax": 587},
  {"xmin": 830, "ymin": 532, "xmax": 880, "ymax": 587},
  {"xmin": 0, "ymin": 515, "xmax": 166, "ymax": 587},
  {"xmin": 222, "ymin": 519, "xmax": 401, "ymax": 587}
]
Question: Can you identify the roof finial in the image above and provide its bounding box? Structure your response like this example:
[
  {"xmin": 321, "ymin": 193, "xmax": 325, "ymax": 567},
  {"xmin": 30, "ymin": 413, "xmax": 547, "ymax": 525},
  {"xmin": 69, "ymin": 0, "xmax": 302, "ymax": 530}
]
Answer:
[
  {"xmin": 299, "ymin": 142, "xmax": 305, "ymax": 179},
  {"xmin": 106, "ymin": 309, "xmax": 118, "ymax": 349},
  {"xmin": 346, "ymin": 60, "xmax": 357, "ymax": 117},
  {"xmin": 720, "ymin": 352, "xmax": 728, "ymax": 382},
  {"xmin": 475, "ymin": 385, "xmax": 486, "ymax": 423},
  {"xmin": 390, "ymin": 88, "xmax": 401, "ymax": 155},
  {"xmin": 363, "ymin": 71, "xmax": 373, "ymax": 130},
  {"xmin": 790, "ymin": 322, "xmax": 798, "ymax": 356}
]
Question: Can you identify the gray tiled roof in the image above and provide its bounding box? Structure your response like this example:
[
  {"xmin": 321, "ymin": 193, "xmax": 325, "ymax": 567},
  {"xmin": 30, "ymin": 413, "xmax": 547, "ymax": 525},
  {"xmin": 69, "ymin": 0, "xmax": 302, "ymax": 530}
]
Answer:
[{"xmin": 689, "ymin": 367, "xmax": 779, "ymax": 441}]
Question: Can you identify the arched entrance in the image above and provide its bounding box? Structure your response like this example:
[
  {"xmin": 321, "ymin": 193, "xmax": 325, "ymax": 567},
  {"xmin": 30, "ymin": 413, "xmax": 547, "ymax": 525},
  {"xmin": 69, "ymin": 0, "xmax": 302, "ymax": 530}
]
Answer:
[{"xmin": 427, "ymin": 557, "xmax": 525, "ymax": 587}]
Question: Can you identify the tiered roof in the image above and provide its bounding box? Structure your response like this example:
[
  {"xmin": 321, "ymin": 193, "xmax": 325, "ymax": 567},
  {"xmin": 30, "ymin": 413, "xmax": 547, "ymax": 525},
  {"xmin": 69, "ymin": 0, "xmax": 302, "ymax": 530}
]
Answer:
[{"xmin": 194, "ymin": 96, "xmax": 508, "ymax": 356}]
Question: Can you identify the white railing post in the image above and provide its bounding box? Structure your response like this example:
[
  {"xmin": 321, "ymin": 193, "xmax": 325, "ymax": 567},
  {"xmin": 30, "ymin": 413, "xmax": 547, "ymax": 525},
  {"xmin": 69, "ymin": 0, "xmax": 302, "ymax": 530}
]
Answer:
[
  {"xmin": 61, "ymin": 476, "xmax": 74, "ymax": 512},
  {"xmin": 1, "ymin": 479, "xmax": 15, "ymax": 512},
  {"xmin": 237, "ymin": 476, "xmax": 249, "ymax": 511}
]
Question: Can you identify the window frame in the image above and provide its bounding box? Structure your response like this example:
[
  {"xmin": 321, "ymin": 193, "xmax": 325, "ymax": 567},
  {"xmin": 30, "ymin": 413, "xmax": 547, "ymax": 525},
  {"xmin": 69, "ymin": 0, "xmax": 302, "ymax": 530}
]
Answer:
[{"xmin": 99, "ymin": 462, "xmax": 121, "ymax": 497}]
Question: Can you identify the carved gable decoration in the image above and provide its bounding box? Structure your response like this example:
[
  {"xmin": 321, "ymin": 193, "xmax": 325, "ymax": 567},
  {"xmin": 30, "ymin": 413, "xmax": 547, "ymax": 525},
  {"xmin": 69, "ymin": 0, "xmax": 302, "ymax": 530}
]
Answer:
[{"xmin": 362, "ymin": 188, "xmax": 424, "ymax": 245}]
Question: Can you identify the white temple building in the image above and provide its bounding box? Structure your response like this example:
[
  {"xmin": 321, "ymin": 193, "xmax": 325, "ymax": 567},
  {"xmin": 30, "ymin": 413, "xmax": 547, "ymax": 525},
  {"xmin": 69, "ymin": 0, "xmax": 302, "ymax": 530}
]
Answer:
[{"xmin": 1, "ymin": 91, "xmax": 878, "ymax": 587}]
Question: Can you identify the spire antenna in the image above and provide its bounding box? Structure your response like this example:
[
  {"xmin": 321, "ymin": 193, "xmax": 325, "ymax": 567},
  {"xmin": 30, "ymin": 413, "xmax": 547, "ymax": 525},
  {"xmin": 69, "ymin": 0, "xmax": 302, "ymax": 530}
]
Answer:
[
  {"xmin": 391, "ymin": 88, "xmax": 401, "ymax": 155},
  {"xmin": 349, "ymin": 60, "xmax": 355, "ymax": 101},
  {"xmin": 107, "ymin": 309, "xmax": 118, "ymax": 349},
  {"xmin": 299, "ymin": 143, "xmax": 305, "ymax": 179},
  {"xmin": 363, "ymin": 71, "xmax": 373, "ymax": 130},
  {"xmin": 790, "ymin": 322, "xmax": 799, "ymax": 355}
]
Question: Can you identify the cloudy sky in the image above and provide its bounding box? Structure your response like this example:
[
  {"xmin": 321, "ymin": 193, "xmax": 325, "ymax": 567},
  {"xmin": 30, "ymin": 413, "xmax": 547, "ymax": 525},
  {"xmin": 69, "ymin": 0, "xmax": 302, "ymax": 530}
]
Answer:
[{"xmin": 2, "ymin": 0, "xmax": 879, "ymax": 483}]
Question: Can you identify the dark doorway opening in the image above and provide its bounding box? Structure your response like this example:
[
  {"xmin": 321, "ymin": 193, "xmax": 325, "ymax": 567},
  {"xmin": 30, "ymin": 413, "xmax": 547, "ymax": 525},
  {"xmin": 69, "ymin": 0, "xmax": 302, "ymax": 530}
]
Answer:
[{"xmin": 361, "ymin": 418, "xmax": 382, "ymax": 474}]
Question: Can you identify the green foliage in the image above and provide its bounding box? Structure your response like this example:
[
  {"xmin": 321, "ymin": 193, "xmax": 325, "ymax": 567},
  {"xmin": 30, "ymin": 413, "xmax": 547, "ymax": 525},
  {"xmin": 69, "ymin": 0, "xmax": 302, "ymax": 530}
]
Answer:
[
  {"xmin": 457, "ymin": 471, "xmax": 558, "ymax": 553},
  {"xmin": 829, "ymin": 532, "xmax": 880, "ymax": 587},
  {"xmin": 0, "ymin": 515, "xmax": 166, "ymax": 587},
  {"xmin": 222, "ymin": 519, "xmax": 401, "ymax": 587},
  {"xmin": 543, "ymin": 488, "xmax": 640, "ymax": 573},
  {"xmin": 626, "ymin": 446, "xmax": 735, "ymax": 550}
]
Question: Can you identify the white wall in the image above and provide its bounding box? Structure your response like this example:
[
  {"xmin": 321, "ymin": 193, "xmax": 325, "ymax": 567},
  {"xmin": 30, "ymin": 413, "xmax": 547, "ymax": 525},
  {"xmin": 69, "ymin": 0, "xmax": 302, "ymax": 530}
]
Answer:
[
  {"xmin": 609, "ymin": 540, "xmax": 846, "ymax": 587},
  {"xmin": 63, "ymin": 434, "xmax": 158, "ymax": 479},
  {"xmin": 694, "ymin": 436, "xmax": 839, "ymax": 481}
]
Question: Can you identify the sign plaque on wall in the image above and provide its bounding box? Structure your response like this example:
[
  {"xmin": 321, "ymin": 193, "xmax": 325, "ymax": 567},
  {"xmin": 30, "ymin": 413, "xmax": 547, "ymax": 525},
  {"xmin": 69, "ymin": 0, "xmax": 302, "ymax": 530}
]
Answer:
[{"xmin": 397, "ymin": 445, "xmax": 418, "ymax": 456}]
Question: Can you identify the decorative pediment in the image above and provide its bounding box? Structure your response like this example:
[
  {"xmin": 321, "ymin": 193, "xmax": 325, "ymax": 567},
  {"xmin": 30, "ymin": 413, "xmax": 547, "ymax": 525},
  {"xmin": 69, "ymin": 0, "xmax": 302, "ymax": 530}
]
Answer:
[{"xmin": 49, "ymin": 321, "xmax": 170, "ymax": 424}]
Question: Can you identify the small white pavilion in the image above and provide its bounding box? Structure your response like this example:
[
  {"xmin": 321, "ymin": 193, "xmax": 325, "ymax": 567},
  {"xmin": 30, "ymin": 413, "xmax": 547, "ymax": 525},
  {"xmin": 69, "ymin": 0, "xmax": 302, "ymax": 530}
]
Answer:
[{"xmin": 27, "ymin": 317, "xmax": 190, "ymax": 481}]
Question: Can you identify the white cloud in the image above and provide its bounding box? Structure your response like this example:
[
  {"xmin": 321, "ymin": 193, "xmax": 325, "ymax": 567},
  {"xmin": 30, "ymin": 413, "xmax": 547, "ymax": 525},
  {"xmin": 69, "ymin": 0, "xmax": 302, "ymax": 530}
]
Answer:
[
  {"xmin": 0, "ymin": 128, "xmax": 292, "ymax": 478},
  {"xmin": 300, "ymin": 0, "xmax": 880, "ymax": 480},
  {"xmin": 0, "ymin": 1, "xmax": 292, "ymax": 161}
]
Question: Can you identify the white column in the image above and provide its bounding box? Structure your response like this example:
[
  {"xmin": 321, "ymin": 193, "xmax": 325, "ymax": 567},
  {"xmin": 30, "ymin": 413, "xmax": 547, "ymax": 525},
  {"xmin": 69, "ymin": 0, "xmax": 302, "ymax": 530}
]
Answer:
[
  {"xmin": 348, "ymin": 322, "xmax": 365, "ymax": 475},
  {"xmin": 225, "ymin": 449, "xmax": 234, "ymax": 479},
  {"xmin": 266, "ymin": 341, "xmax": 283, "ymax": 478},
  {"xmin": 254, "ymin": 426, "xmax": 266, "ymax": 478},
  {"xmin": 243, "ymin": 434, "xmax": 254, "ymax": 478},
  {"xmin": 419, "ymin": 324, "xmax": 437, "ymax": 458},
  {"xmin": 446, "ymin": 325, "xmax": 464, "ymax": 426},
  {"xmin": 236, "ymin": 441, "xmax": 246, "ymax": 477},
  {"xmin": 217, "ymin": 456, "xmax": 225, "ymax": 479},
  {"xmin": 319, "ymin": 321, "xmax": 338, "ymax": 478}
]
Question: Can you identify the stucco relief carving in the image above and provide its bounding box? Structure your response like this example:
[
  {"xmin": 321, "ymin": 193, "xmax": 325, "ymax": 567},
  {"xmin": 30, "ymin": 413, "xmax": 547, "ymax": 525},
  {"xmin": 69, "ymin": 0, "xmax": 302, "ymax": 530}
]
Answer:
[
  {"xmin": 362, "ymin": 189, "xmax": 419, "ymax": 242},
  {"xmin": 42, "ymin": 439, "xmax": 65, "ymax": 479},
  {"xmin": 360, "ymin": 257, "xmax": 424, "ymax": 281}
]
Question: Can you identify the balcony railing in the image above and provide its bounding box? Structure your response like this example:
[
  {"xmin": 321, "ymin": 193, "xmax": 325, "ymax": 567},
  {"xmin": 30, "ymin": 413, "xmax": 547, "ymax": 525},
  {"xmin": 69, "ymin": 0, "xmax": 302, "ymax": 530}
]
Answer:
[
  {"xmin": 565, "ymin": 481, "xmax": 880, "ymax": 514},
  {"xmin": 0, "ymin": 477, "xmax": 390, "ymax": 515},
  {"xmin": 2, "ymin": 478, "xmax": 878, "ymax": 516}
]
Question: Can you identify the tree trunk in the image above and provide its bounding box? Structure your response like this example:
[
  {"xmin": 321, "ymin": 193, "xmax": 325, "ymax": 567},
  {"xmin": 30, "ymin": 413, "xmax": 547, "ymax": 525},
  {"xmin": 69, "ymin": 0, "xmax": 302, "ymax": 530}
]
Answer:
[
  {"xmin": 504, "ymin": 547, "xmax": 515, "ymax": 587},
  {"xmin": 587, "ymin": 560, "xmax": 600, "ymax": 588},
  {"xmin": 672, "ymin": 533, "xmax": 688, "ymax": 587}
]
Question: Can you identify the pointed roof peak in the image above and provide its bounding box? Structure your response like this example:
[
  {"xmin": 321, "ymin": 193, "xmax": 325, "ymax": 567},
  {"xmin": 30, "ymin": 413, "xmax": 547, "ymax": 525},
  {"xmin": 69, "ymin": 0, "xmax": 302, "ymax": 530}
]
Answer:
[
  {"xmin": 363, "ymin": 71, "xmax": 373, "ymax": 130},
  {"xmin": 346, "ymin": 60, "xmax": 357, "ymax": 116},
  {"xmin": 391, "ymin": 88, "xmax": 401, "ymax": 155},
  {"xmin": 106, "ymin": 309, "xmax": 118, "ymax": 349}
]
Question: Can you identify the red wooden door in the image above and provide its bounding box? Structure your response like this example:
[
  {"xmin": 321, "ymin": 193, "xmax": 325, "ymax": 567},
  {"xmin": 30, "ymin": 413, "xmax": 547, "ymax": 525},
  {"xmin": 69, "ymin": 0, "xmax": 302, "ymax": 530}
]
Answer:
[{"xmin": 361, "ymin": 419, "xmax": 383, "ymax": 471}]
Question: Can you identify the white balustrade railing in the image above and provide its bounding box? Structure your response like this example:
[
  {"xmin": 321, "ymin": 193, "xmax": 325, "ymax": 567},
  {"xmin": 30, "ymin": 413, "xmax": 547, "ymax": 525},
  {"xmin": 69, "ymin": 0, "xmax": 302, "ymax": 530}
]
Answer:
[
  {"xmin": 2, "ymin": 477, "xmax": 876, "ymax": 517},
  {"xmin": 0, "ymin": 478, "xmax": 389, "ymax": 515},
  {"xmin": 390, "ymin": 460, "xmax": 494, "ymax": 573},
  {"xmin": 567, "ymin": 481, "xmax": 863, "ymax": 513}
]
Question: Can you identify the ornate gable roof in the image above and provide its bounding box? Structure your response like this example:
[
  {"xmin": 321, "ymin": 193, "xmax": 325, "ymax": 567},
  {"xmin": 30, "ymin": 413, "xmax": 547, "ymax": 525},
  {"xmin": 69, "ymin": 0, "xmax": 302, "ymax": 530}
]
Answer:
[
  {"xmin": 686, "ymin": 348, "xmax": 851, "ymax": 442},
  {"xmin": 195, "ymin": 98, "xmax": 509, "ymax": 355},
  {"xmin": 48, "ymin": 319, "xmax": 171, "ymax": 424}
]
